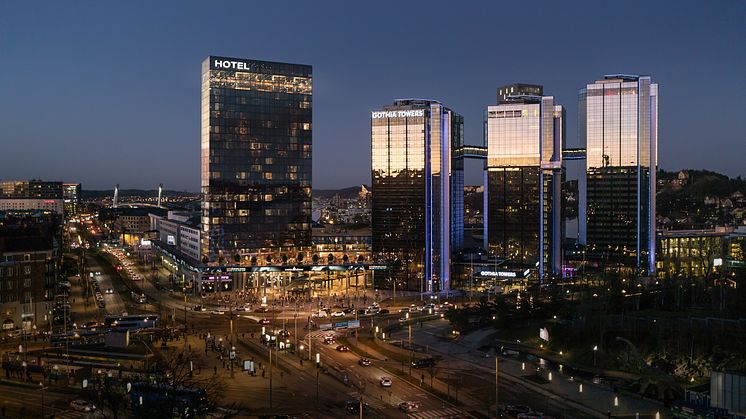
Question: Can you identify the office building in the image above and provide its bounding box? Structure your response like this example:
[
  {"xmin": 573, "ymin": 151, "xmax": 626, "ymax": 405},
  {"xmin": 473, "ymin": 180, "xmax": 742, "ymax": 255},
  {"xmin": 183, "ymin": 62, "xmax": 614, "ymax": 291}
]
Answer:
[
  {"xmin": 0, "ymin": 180, "xmax": 63, "ymax": 215},
  {"xmin": 201, "ymin": 56, "xmax": 313, "ymax": 265},
  {"xmin": 371, "ymin": 99, "xmax": 464, "ymax": 292},
  {"xmin": 580, "ymin": 75, "xmax": 658, "ymax": 274},
  {"xmin": 485, "ymin": 91, "xmax": 564, "ymax": 278},
  {"xmin": 63, "ymin": 183, "xmax": 81, "ymax": 217}
]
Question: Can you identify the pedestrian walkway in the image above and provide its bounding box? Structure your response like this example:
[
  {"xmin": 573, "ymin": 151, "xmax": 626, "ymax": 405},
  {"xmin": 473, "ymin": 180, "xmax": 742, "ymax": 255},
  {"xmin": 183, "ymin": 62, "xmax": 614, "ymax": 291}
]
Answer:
[{"xmin": 408, "ymin": 407, "xmax": 472, "ymax": 419}]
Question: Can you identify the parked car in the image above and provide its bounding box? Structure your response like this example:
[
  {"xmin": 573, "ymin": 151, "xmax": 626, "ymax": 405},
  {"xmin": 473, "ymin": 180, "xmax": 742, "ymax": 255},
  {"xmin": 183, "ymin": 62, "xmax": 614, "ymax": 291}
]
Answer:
[{"xmin": 331, "ymin": 311, "xmax": 345, "ymax": 317}]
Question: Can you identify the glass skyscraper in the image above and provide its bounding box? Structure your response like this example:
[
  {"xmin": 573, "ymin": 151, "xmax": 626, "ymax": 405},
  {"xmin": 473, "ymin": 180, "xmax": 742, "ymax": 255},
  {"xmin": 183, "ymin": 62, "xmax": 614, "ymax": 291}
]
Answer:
[
  {"xmin": 580, "ymin": 75, "xmax": 658, "ymax": 275},
  {"xmin": 200, "ymin": 56, "xmax": 312, "ymax": 265},
  {"xmin": 485, "ymin": 92, "xmax": 564, "ymax": 279},
  {"xmin": 371, "ymin": 100, "xmax": 463, "ymax": 293}
]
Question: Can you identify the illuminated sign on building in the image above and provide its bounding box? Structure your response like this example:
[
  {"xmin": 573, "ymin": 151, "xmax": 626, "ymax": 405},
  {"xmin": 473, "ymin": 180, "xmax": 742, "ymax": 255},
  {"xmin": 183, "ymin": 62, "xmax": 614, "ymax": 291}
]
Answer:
[
  {"xmin": 479, "ymin": 270, "xmax": 517, "ymax": 278},
  {"xmin": 371, "ymin": 110, "xmax": 424, "ymax": 119}
]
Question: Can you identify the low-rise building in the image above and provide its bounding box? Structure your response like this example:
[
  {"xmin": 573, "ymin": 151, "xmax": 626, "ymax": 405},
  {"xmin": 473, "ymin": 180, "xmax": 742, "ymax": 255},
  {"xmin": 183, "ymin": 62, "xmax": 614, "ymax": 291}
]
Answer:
[{"xmin": 0, "ymin": 211, "xmax": 60, "ymax": 330}]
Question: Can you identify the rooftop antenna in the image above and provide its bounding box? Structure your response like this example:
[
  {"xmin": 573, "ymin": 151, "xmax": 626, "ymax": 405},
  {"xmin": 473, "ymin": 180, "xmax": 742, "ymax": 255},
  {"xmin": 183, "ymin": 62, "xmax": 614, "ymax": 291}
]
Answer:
[
  {"xmin": 157, "ymin": 183, "xmax": 163, "ymax": 207},
  {"xmin": 113, "ymin": 184, "xmax": 119, "ymax": 208}
]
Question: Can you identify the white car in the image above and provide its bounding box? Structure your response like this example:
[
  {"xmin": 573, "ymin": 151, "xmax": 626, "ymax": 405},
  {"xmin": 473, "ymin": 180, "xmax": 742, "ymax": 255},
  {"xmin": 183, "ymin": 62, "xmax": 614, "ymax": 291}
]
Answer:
[
  {"xmin": 211, "ymin": 310, "xmax": 225, "ymax": 315},
  {"xmin": 70, "ymin": 399, "xmax": 96, "ymax": 412},
  {"xmin": 331, "ymin": 311, "xmax": 344, "ymax": 317},
  {"xmin": 380, "ymin": 376, "xmax": 392, "ymax": 387}
]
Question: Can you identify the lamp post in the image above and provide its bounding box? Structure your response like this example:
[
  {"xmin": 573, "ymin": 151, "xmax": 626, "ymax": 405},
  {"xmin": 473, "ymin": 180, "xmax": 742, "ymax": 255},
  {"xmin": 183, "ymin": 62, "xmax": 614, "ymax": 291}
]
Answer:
[{"xmin": 593, "ymin": 345, "xmax": 598, "ymax": 367}]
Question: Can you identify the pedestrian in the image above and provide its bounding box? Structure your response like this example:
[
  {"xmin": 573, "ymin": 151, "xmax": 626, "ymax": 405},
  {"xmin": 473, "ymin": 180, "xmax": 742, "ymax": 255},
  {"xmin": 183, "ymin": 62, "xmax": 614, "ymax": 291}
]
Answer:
[{"xmin": 213, "ymin": 366, "xmax": 217, "ymax": 375}]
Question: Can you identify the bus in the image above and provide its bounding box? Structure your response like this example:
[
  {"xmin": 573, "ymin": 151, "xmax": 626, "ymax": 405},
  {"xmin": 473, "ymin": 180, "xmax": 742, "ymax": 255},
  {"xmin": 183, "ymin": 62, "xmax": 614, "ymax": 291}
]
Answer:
[{"xmin": 103, "ymin": 314, "xmax": 158, "ymax": 330}]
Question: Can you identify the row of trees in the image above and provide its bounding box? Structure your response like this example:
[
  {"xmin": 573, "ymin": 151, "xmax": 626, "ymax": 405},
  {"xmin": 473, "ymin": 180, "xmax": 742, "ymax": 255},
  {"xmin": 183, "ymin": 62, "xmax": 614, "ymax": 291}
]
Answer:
[{"xmin": 208, "ymin": 252, "xmax": 367, "ymax": 265}]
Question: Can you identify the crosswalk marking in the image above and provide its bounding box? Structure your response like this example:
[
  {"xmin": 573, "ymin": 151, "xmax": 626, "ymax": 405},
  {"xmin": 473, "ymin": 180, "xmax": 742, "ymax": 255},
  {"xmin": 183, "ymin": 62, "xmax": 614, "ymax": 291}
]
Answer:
[{"xmin": 408, "ymin": 407, "xmax": 470, "ymax": 419}]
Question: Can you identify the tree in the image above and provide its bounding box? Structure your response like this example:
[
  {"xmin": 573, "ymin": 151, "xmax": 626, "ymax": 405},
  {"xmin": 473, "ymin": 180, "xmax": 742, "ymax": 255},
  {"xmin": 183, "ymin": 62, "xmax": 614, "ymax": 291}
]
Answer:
[
  {"xmin": 265, "ymin": 255, "xmax": 273, "ymax": 265},
  {"xmin": 342, "ymin": 254, "xmax": 349, "ymax": 264},
  {"xmin": 296, "ymin": 253, "xmax": 304, "ymax": 263},
  {"xmin": 91, "ymin": 378, "xmax": 129, "ymax": 419},
  {"xmin": 250, "ymin": 256, "xmax": 257, "ymax": 265},
  {"xmin": 357, "ymin": 254, "xmax": 365, "ymax": 263},
  {"xmin": 133, "ymin": 347, "xmax": 237, "ymax": 418},
  {"xmin": 281, "ymin": 254, "xmax": 288, "ymax": 265},
  {"xmin": 233, "ymin": 254, "xmax": 241, "ymax": 263},
  {"xmin": 312, "ymin": 254, "xmax": 319, "ymax": 264},
  {"xmin": 327, "ymin": 253, "xmax": 335, "ymax": 264}
]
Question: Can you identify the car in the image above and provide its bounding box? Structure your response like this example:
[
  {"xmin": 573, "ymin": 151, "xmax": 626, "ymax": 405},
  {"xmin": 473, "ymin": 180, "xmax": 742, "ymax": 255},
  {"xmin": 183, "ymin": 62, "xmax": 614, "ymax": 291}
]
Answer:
[
  {"xmin": 277, "ymin": 330, "xmax": 291, "ymax": 338},
  {"xmin": 105, "ymin": 288, "xmax": 113, "ymax": 294},
  {"xmin": 70, "ymin": 399, "xmax": 96, "ymax": 412},
  {"xmin": 358, "ymin": 358, "xmax": 371, "ymax": 366},
  {"xmin": 342, "ymin": 307, "xmax": 355, "ymax": 314},
  {"xmin": 234, "ymin": 306, "xmax": 247, "ymax": 311},
  {"xmin": 378, "ymin": 308, "xmax": 390, "ymax": 315},
  {"xmin": 380, "ymin": 376, "xmax": 392, "ymax": 387},
  {"xmin": 254, "ymin": 307, "xmax": 269, "ymax": 313},
  {"xmin": 210, "ymin": 310, "xmax": 225, "ymax": 315},
  {"xmin": 331, "ymin": 311, "xmax": 344, "ymax": 317},
  {"xmin": 323, "ymin": 335, "xmax": 336, "ymax": 345},
  {"xmin": 398, "ymin": 307, "xmax": 410, "ymax": 313},
  {"xmin": 335, "ymin": 345, "xmax": 349, "ymax": 352},
  {"xmin": 82, "ymin": 321, "xmax": 98, "ymax": 329},
  {"xmin": 258, "ymin": 318, "xmax": 271, "ymax": 325},
  {"xmin": 344, "ymin": 399, "xmax": 368, "ymax": 414},
  {"xmin": 192, "ymin": 305, "xmax": 207, "ymax": 312},
  {"xmin": 398, "ymin": 401, "xmax": 421, "ymax": 412}
]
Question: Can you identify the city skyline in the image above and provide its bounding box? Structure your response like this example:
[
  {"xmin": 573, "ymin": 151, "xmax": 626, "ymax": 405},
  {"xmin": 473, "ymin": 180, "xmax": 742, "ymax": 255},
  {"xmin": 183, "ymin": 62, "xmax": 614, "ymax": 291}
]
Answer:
[{"xmin": 1, "ymin": 1, "xmax": 744, "ymax": 190}]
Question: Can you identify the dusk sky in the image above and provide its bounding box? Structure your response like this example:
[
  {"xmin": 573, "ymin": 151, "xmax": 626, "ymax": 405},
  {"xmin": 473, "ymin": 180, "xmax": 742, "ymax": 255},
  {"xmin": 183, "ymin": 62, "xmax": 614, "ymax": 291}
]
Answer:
[{"xmin": 1, "ymin": 1, "xmax": 744, "ymax": 191}]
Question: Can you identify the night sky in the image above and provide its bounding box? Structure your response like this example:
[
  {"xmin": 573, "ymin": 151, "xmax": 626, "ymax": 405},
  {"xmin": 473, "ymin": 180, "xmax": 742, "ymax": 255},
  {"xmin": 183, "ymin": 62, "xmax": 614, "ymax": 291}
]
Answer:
[{"xmin": 1, "ymin": 1, "xmax": 744, "ymax": 191}]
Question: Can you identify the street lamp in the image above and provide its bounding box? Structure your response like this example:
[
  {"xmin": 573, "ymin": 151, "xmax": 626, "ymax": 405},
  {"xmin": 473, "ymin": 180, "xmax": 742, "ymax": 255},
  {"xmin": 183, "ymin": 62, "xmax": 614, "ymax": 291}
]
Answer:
[{"xmin": 593, "ymin": 345, "xmax": 598, "ymax": 367}]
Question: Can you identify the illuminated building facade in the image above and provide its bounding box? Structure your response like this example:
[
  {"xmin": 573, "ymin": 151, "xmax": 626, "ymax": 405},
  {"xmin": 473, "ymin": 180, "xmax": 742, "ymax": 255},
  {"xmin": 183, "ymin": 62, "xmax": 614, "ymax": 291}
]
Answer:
[
  {"xmin": 371, "ymin": 99, "xmax": 464, "ymax": 293},
  {"xmin": 485, "ymin": 92, "xmax": 564, "ymax": 278},
  {"xmin": 63, "ymin": 183, "xmax": 81, "ymax": 217},
  {"xmin": 200, "ymin": 56, "xmax": 312, "ymax": 265},
  {"xmin": 0, "ymin": 180, "xmax": 63, "ymax": 215},
  {"xmin": 580, "ymin": 75, "xmax": 657, "ymax": 274}
]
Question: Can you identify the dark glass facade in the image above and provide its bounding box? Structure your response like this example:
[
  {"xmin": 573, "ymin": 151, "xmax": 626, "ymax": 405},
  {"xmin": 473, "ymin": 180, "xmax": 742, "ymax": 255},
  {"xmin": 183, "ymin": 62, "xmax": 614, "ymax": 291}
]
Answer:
[
  {"xmin": 580, "ymin": 75, "xmax": 657, "ymax": 274},
  {"xmin": 497, "ymin": 83, "xmax": 544, "ymax": 104},
  {"xmin": 485, "ymin": 95, "xmax": 564, "ymax": 278},
  {"xmin": 200, "ymin": 56, "xmax": 312, "ymax": 264},
  {"xmin": 371, "ymin": 100, "xmax": 463, "ymax": 292},
  {"xmin": 0, "ymin": 180, "xmax": 62, "ymax": 199}
]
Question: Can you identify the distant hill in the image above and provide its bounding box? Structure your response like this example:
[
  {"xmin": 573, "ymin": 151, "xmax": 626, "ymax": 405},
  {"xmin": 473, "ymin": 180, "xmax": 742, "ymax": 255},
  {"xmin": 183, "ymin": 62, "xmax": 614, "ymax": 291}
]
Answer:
[
  {"xmin": 313, "ymin": 185, "xmax": 368, "ymax": 199},
  {"xmin": 81, "ymin": 189, "xmax": 199, "ymax": 199}
]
